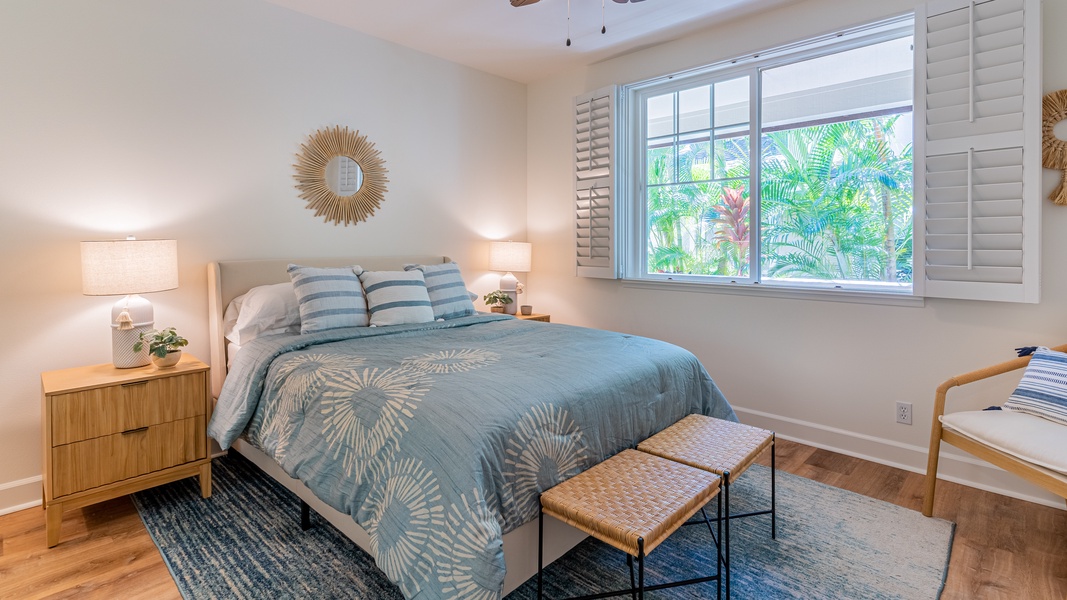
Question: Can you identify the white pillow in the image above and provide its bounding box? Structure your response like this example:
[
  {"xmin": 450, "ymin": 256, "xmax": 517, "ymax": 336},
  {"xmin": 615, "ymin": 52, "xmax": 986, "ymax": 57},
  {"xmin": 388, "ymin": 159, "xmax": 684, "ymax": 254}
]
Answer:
[{"xmin": 223, "ymin": 282, "xmax": 301, "ymax": 345}]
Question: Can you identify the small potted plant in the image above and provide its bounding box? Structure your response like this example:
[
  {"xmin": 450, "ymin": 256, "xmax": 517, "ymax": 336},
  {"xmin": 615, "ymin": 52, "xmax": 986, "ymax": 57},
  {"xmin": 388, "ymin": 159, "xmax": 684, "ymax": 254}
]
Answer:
[
  {"xmin": 134, "ymin": 327, "xmax": 189, "ymax": 368},
  {"xmin": 483, "ymin": 290, "xmax": 513, "ymax": 313}
]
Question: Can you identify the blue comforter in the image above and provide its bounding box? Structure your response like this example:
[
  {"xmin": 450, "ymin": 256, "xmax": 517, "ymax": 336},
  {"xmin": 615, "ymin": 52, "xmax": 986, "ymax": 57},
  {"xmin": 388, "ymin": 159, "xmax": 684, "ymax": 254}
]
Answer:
[{"xmin": 208, "ymin": 314, "xmax": 735, "ymax": 599}]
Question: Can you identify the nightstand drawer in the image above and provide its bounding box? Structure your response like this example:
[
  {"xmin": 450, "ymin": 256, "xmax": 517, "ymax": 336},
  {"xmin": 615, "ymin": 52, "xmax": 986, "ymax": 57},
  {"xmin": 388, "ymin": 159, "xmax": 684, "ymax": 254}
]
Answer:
[
  {"xmin": 51, "ymin": 415, "xmax": 206, "ymax": 498},
  {"xmin": 51, "ymin": 371, "xmax": 207, "ymax": 446}
]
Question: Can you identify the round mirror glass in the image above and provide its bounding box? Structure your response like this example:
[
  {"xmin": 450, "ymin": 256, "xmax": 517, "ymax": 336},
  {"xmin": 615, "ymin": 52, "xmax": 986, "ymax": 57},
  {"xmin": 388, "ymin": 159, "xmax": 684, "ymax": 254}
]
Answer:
[
  {"xmin": 1055, "ymin": 120, "xmax": 1067, "ymax": 141},
  {"xmin": 324, "ymin": 156, "xmax": 364, "ymax": 196}
]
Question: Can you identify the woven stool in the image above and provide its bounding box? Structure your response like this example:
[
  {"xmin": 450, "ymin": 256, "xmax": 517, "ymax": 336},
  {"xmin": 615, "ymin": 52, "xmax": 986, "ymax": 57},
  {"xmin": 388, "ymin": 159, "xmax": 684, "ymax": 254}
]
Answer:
[
  {"xmin": 538, "ymin": 448, "xmax": 722, "ymax": 600},
  {"xmin": 638, "ymin": 415, "xmax": 776, "ymax": 599}
]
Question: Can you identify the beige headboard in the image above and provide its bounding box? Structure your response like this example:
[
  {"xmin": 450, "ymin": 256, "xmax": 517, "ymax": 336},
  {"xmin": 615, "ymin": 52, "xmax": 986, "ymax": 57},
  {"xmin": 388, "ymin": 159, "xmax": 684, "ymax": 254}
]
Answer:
[{"xmin": 207, "ymin": 256, "xmax": 448, "ymax": 398}]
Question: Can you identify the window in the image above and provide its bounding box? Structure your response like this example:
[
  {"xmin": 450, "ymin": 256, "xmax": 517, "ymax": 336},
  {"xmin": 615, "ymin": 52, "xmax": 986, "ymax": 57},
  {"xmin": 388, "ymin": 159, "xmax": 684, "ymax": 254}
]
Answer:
[
  {"xmin": 630, "ymin": 25, "xmax": 916, "ymax": 293},
  {"xmin": 575, "ymin": 0, "xmax": 1042, "ymax": 303}
]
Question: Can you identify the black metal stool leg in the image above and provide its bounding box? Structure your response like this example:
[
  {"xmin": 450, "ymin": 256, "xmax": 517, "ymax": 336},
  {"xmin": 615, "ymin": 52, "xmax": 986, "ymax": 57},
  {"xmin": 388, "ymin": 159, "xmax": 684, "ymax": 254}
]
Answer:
[
  {"xmin": 723, "ymin": 469, "xmax": 730, "ymax": 600},
  {"xmin": 637, "ymin": 538, "xmax": 645, "ymax": 600}
]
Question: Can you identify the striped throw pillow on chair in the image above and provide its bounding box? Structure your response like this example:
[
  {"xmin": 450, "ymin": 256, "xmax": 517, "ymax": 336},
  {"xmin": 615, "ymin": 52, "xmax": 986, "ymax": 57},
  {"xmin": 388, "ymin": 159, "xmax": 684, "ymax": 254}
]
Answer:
[{"xmin": 1005, "ymin": 346, "xmax": 1067, "ymax": 425}]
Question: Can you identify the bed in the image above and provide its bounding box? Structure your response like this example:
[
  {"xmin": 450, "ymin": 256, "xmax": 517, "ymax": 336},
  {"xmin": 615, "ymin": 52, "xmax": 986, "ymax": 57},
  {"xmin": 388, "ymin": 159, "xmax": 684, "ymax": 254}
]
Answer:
[{"xmin": 206, "ymin": 256, "xmax": 736, "ymax": 599}]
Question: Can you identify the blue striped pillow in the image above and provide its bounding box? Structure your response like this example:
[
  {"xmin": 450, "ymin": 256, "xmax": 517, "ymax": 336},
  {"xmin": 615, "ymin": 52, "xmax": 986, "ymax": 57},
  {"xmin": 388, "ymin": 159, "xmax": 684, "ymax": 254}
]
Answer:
[
  {"xmin": 287, "ymin": 264, "xmax": 368, "ymax": 333},
  {"xmin": 358, "ymin": 270, "xmax": 435, "ymax": 326},
  {"xmin": 404, "ymin": 262, "xmax": 476, "ymax": 320},
  {"xmin": 1004, "ymin": 347, "xmax": 1067, "ymax": 425}
]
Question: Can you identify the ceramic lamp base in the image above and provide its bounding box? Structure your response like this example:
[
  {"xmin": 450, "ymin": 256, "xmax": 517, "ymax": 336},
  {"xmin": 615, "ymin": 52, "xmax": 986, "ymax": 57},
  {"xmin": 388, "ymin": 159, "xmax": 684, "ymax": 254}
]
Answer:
[
  {"xmin": 112, "ymin": 326, "xmax": 151, "ymax": 368},
  {"xmin": 498, "ymin": 272, "xmax": 519, "ymax": 315},
  {"xmin": 110, "ymin": 294, "xmax": 153, "ymax": 368}
]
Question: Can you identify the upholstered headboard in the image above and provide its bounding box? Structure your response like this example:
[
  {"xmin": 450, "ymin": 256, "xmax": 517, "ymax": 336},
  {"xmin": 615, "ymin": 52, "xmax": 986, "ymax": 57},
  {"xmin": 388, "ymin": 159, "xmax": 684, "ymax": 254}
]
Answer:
[{"xmin": 206, "ymin": 256, "xmax": 448, "ymax": 398}]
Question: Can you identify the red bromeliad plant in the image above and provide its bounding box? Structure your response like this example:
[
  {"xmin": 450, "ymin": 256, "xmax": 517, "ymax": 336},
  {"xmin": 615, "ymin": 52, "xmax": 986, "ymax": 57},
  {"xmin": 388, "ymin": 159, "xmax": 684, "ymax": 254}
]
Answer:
[{"xmin": 711, "ymin": 186, "xmax": 750, "ymax": 274}]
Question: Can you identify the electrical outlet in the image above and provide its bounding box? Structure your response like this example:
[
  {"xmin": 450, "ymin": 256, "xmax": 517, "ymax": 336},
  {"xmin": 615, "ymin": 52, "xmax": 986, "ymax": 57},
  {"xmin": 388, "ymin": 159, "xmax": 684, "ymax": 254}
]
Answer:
[{"xmin": 896, "ymin": 401, "xmax": 912, "ymax": 425}]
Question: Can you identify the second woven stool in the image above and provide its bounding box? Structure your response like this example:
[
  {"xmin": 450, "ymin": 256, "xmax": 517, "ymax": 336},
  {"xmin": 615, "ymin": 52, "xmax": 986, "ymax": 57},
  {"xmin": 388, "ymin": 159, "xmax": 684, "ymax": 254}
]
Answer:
[{"xmin": 638, "ymin": 415, "xmax": 776, "ymax": 598}]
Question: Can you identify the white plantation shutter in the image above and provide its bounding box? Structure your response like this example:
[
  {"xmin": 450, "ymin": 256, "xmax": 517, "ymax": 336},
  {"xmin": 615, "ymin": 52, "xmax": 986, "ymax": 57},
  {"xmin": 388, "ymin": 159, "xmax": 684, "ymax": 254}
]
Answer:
[
  {"xmin": 915, "ymin": 0, "xmax": 1041, "ymax": 302},
  {"xmin": 575, "ymin": 86, "xmax": 619, "ymax": 279}
]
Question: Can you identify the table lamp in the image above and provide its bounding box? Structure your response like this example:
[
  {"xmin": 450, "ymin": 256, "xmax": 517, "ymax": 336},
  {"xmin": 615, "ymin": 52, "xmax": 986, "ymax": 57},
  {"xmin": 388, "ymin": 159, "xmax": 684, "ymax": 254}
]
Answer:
[
  {"xmin": 81, "ymin": 237, "xmax": 179, "ymax": 368},
  {"xmin": 488, "ymin": 241, "xmax": 531, "ymax": 315}
]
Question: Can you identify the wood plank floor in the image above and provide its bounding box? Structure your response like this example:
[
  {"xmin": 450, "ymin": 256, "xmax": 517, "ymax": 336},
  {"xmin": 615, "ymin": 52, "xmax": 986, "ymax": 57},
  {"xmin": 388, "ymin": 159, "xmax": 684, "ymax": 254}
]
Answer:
[{"xmin": 1, "ymin": 439, "xmax": 1063, "ymax": 599}]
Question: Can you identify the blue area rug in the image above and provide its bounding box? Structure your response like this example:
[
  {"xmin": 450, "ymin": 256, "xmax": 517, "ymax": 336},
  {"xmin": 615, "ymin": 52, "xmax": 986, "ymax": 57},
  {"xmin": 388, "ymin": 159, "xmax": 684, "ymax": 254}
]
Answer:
[{"xmin": 134, "ymin": 453, "xmax": 953, "ymax": 599}]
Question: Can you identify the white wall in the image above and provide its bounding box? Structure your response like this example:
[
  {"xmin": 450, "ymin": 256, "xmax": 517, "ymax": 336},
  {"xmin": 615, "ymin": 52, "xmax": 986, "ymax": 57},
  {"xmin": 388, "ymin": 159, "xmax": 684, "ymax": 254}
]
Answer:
[
  {"xmin": 0, "ymin": 0, "xmax": 527, "ymax": 513},
  {"xmin": 3, "ymin": 0, "xmax": 1060, "ymax": 517},
  {"xmin": 527, "ymin": 0, "xmax": 1067, "ymax": 507}
]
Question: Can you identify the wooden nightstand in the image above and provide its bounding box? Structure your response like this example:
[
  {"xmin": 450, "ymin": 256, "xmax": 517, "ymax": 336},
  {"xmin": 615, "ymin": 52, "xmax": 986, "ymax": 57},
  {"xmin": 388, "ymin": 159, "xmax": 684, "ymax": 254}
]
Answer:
[
  {"xmin": 40, "ymin": 354, "xmax": 212, "ymax": 547},
  {"xmin": 516, "ymin": 313, "xmax": 550, "ymax": 322}
]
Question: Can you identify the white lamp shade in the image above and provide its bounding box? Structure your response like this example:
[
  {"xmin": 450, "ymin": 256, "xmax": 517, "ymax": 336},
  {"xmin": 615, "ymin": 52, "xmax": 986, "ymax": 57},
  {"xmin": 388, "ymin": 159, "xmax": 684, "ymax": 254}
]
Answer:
[
  {"xmin": 489, "ymin": 241, "xmax": 532, "ymax": 273},
  {"xmin": 81, "ymin": 239, "xmax": 179, "ymax": 296}
]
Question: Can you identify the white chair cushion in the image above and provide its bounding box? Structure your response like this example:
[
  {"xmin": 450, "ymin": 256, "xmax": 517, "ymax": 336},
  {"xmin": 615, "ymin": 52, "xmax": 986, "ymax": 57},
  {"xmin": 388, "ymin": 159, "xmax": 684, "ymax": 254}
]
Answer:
[{"xmin": 941, "ymin": 410, "xmax": 1067, "ymax": 475}]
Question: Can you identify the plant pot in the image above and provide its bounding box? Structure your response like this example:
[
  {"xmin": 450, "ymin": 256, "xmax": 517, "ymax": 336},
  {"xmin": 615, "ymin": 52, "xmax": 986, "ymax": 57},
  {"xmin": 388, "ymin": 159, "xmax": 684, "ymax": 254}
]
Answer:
[
  {"xmin": 152, "ymin": 350, "xmax": 182, "ymax": 369},
  {"xmin": 490, "ymin": 306, "xmax": 504, "ymax": 313}
]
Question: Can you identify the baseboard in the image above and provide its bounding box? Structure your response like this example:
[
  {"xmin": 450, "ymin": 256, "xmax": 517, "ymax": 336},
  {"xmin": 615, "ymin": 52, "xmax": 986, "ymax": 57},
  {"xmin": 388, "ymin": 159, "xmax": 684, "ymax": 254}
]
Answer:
[
  {"xmin": 5, "ymin": 410, "xmax": 1059, "ymax": 515},
  {"xmin": 0, "ymin": 475, "xmax": 43, "ymax": 516},
  {"xmin": 734, "ymin": 406, "xmax": 1065, "ymax": 511}
]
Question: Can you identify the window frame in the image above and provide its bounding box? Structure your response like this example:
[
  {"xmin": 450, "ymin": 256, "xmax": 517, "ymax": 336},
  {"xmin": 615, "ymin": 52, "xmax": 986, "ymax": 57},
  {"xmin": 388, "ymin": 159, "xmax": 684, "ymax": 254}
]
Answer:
[{"xmin": 620, "ymin": 17, "xmax": 919, "ymax": 299}]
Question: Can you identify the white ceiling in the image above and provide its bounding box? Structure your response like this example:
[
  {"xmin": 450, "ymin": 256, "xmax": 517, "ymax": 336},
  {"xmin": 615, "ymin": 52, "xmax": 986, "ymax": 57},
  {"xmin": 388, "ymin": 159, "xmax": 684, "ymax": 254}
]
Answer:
[{"xmin": 262, "ymin": 0, "xmax": 801, "ymax": 83}]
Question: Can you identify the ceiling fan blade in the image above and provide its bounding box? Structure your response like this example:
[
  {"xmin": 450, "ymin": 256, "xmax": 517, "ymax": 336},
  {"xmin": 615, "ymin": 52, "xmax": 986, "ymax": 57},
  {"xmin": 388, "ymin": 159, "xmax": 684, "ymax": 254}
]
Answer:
[{"xmin": 511, "ymin": 0, "xmax": 541, "ymax": 6}]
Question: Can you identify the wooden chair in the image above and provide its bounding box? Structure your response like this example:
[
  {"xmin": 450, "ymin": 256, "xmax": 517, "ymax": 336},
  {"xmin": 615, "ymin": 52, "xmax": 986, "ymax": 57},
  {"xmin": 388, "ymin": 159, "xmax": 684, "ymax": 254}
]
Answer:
[{"xmin": 923, "ymin": 343, "xmax": 1067, "ymax": 517}]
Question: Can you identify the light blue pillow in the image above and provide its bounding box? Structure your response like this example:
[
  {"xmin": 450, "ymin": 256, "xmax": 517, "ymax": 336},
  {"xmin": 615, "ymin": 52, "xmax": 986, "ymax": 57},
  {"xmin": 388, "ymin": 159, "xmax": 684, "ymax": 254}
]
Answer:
[
  {"xmin": 1004, "ymin": 347, "xmax": 1067, "ymax": 425},
  {"xmin": 404, "ymin": 262, "xmax": 476, "ymax": 320},
  {"xmin": 358, "ymin": 269, "xmax": 435, "ymax": 326},
  {"xmin": 287, "ymin": 264, "xmax": 368, "ymax": 333}
]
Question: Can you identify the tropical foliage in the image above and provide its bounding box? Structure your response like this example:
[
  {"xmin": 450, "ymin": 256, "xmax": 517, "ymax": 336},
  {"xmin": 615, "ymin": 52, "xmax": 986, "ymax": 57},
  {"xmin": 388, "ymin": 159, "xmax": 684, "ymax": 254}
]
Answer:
[
  {"xmin": 761, "ymin": 117, "xmax": 913, "ymax": 283},
  {"xmin": 646, "ymin": 115, "xmax": 913, "ymax": 284},
  {"xmin": 647, "ymin": 135, "xmax": 750, "ymax": 276}
]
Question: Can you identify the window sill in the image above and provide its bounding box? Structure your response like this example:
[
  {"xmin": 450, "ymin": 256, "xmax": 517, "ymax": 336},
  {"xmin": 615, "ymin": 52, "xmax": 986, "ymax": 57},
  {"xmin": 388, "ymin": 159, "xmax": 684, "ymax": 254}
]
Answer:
[{"xmin": 621, "ymin": 278, "xmax": 925, "ymax": 308}]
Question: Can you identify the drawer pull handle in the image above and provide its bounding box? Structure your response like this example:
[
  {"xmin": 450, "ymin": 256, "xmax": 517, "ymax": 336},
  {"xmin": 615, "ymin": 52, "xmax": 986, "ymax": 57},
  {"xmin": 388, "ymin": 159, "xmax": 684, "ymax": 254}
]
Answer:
[
  {"xmin": 122, "ymin": 426, "xmax": 149, "ymax": 435},
  {"xmin": 121, "ymin": 382, "xmax": 148, "ymax": 388}
]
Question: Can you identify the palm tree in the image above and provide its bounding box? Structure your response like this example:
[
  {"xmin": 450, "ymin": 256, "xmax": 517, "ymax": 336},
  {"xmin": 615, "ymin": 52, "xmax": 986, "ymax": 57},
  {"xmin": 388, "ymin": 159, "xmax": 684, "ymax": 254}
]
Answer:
[{"xmin": 759, "ymin": 116, "xmax": 912, "ymax": 282}]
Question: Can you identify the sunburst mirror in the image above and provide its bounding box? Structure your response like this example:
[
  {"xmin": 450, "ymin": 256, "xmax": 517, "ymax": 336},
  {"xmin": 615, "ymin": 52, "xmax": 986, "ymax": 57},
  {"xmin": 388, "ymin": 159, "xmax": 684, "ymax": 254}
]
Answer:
[
  {"xmin": 293, "ymin": 126, "xmax": 389, "ymax": 226},
  {"xmin": 1043, "ymin": 89, "xmax": 1067, "ymax": 206}
]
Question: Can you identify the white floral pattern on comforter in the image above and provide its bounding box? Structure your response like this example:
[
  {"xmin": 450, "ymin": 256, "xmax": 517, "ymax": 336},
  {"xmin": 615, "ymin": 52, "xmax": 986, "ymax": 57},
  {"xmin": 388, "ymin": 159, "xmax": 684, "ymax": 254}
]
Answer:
[{"xmin": 208, "ymin": 315, "xmax": 735, "ymax": 599}]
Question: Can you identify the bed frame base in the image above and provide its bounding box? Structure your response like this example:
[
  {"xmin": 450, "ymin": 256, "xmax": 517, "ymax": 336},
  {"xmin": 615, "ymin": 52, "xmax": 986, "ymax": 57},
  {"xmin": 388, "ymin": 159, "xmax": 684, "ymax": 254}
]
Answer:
[
  {"xmin": 231, "ymin": 439, "xmax": 587, "ymax": 595},
  {"xmin": 300, "ymin": 500, "xmax": 311, "ymax": 531}
]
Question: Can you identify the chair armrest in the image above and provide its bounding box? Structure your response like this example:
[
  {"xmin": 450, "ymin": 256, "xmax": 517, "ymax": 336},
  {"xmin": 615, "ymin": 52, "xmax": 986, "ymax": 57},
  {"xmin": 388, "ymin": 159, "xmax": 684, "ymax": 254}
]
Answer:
[{"xmin": 931, "ymin": 343, "xmax": 1067, "ymax": 421}]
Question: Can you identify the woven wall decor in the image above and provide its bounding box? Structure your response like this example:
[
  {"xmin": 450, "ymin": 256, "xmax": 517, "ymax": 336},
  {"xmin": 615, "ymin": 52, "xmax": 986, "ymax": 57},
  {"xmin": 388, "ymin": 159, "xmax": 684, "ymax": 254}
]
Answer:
[
  {"xmin": 1042, "ymin": 89, "xmax": 1067, "ymax": 206},
  {"xmin": 293, "ymin": 126, "xmax": 389, "ymax": 226}
]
